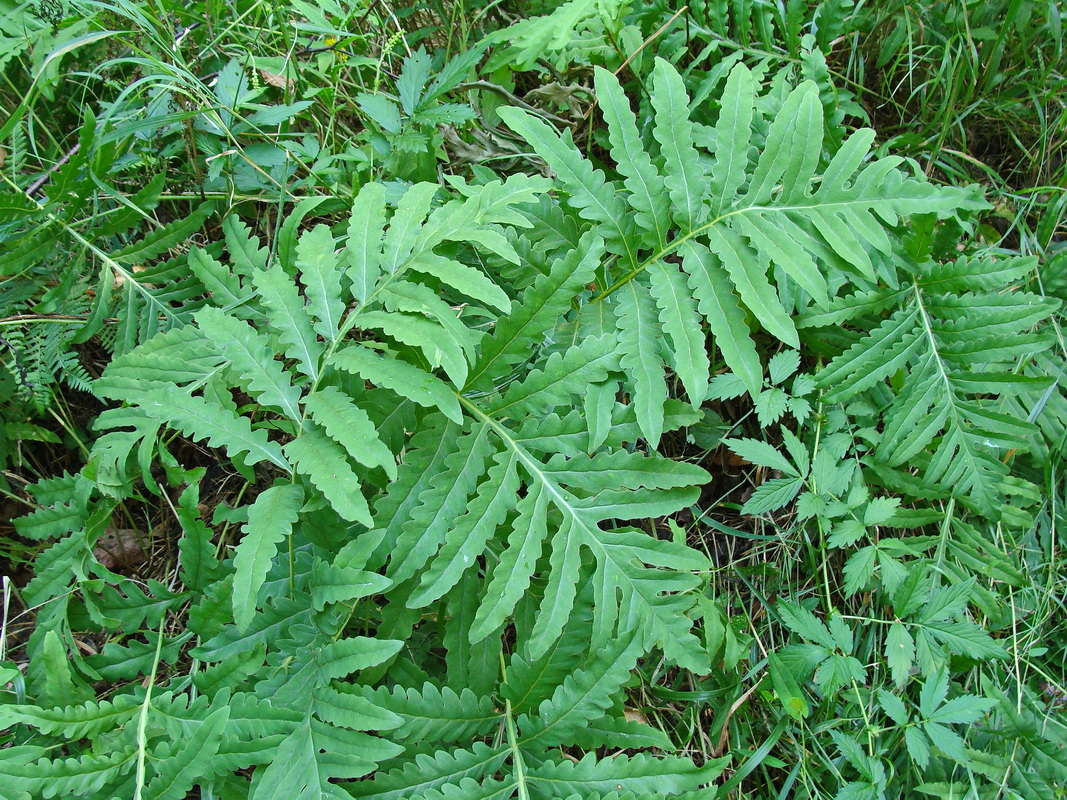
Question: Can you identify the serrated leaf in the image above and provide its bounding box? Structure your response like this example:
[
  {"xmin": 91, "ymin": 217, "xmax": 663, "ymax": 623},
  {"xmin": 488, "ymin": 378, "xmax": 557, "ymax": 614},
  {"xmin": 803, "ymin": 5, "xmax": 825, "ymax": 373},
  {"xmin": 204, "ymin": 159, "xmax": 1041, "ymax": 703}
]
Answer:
[
  {"xmin": 305, "ymin": 386, "xmax": 396, "ymax": 479},
  {"xmin": 195, "ymin": 307, "xmax": 303, "ymax": 420},
  {"xmin": 330, "ymin": 343, "xmax": 462, "ymax": 423},
  {"xmin": 296, "ymin": 224, "xmax": 344, "ymax": 343},
  {"xmin": 138, "ymin": 389, "xmax": 288, "ymax": 470},
  {"xmin": 232, "ymin": 483, "xmax": 303, "ymax": 632},
  {"xmin": 285, "ymin": 430, "xmax": 373, "ymax": 526}
]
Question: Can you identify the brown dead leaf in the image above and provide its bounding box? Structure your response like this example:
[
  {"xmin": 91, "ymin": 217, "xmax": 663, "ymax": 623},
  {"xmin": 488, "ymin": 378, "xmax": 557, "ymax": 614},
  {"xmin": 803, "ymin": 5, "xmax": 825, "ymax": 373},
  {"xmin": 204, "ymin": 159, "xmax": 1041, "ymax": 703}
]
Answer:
[
  {"xmin": 93, "ymin": 528, "xmax": 147, "ymax": 570},
  {"xmin": 260, "ymin": 69, "xmax": 294, "ymax": 91}
]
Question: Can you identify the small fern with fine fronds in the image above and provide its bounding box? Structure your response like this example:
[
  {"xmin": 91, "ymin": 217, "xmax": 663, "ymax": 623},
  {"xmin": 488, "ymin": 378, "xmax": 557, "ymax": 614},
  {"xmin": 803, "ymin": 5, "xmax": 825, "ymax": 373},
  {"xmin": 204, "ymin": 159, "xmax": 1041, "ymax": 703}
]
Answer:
[{"xmin": 498, "ymin": 57, "xmax": 985, "ymax": 450}]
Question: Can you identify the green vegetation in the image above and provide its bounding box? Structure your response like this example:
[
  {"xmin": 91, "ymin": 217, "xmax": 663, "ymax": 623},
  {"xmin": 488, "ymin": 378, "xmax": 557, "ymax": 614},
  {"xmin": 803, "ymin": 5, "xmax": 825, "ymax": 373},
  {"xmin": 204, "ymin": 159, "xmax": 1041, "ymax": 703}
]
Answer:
[{"xmin": 1, "ymin": 0, "xmax": 1065, "ymax": 797}]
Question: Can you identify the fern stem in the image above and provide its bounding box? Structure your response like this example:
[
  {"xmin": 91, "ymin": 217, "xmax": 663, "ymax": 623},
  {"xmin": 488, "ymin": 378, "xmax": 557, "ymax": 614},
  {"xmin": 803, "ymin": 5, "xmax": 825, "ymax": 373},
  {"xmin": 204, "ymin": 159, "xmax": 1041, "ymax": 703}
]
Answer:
[
  {"xmin": 591, "ymin": 207, "xmax": 749, "ymax": 302},
  {"xmin": 133, "ymin": 617, "xmax": 167, "ymax": 800},
  {"xmin": 503, "ymin": 699, "xmax": 531, "ymax": 800}
]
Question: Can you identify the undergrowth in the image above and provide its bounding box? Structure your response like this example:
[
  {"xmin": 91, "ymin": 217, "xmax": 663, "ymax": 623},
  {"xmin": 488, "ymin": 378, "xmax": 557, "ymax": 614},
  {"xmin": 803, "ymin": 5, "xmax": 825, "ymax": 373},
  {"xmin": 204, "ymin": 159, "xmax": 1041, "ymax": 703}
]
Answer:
[{"xmin": 1, "ymin": 1, "xmax": 1066, "ymax": 798}]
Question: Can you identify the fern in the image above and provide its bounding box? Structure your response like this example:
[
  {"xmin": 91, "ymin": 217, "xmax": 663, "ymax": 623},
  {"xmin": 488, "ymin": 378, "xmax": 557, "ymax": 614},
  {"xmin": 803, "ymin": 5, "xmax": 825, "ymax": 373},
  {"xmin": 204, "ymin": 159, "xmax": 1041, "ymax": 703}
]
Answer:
[
  {"xmin": 801, "ymin": 251, "xmax": 1058, "ymax": 517},
  {"xmin": 498, "ymin": 59, "xmax": 984, "ymax": 444},
  {"xmin": 8, "ymin": 41, "xmax": 1050, "ymax": 800}
]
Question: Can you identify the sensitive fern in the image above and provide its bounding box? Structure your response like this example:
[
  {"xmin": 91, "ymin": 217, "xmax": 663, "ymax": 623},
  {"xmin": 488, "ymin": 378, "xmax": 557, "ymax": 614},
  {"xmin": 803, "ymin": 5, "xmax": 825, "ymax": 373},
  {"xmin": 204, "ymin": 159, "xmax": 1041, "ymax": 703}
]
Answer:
[{"xmin": 499, "ymin": 58, "xmax": 984, "ymax": 447}]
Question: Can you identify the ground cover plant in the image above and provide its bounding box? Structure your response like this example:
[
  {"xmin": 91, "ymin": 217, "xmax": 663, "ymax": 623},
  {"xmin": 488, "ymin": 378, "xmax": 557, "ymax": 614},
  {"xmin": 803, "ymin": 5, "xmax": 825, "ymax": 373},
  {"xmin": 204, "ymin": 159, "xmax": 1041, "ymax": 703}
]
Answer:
[{"xmin": 1, "ymin": 0, "xmax": 1066, "ymax": 798}]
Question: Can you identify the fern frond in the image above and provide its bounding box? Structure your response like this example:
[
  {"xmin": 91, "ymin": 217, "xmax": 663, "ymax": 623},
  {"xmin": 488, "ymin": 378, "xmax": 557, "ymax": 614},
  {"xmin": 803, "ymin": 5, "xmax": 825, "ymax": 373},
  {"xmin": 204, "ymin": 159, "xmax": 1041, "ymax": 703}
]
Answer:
[
  {"xmin": 188, "ymin": 247, "xmax": 246, "ymax": 311},
  {"xmin": 232, "ymin": 483, "xmax": 304, "ymax": 632},
  {"xmin": 518, "ymin": 633, "xmax": 642, "ymax": 747},
  {"xmin": 252, "ymin": 262, "xmax": 324, "ymax": 382},
  {"xmin": 195, "ymin": 307, "xmax": 303, "ymax": 419},
  {"xmin": 811, "ymin": 256, "xmax": 1058, "ymax": 516},
  {"xmin": 496, "ymin": 106, "xmax": 638, "ymax": 267},
  {"xmin": 142, "ymin": 706, "xmax": 229, "ymax": 800},
  {"xmin": 357, "ymin": 310, "xmax": 469, "ymax": 388},
  {"xmin": 357, "ymin": 683, "xmax": 498, "ymax": 744},
  {"xmin": 139, "ymin": 389, "xmax": 288, "ymax": 469},
  {"xmin": 594, "ymin": 68, "xmax": 669, "ymax": 248},
  {"xmin": 615, "ymin": 279, "xmax": 667, "ymax": 446},
  {"xmin": 93, "ymin": 326, "xmax": 224, "ymax": 400},
  {"xmin": 0, "ymin": 696, "xmax": 137, "ymax": 739},
  {"xmin": 501, "ymin": 59, "xmax": 986, "ymax": 427},
  {"xmin": 285, "ymin": 429, "xmax": 373, "ymax": 526},
  {"xmin": 389, "ymin": 425, "xmax": 496, "ymax": 585},
  {"xmin": 347, "ymin": 743, "xmax": 508, "ymax": 800},
  {"xmin": 489, "ymin": 334, "xmax": 620, "ymax": 418},
  {"xmin": 109, "ymin": 201, "xmax": 214, "ymax": 264},
  {"xmin": 409, "ymin": 449, "xmax": 519, "ymax": 608},
  {"xmin": 346, "ymin": 181, "xmax": 387, "ymax": 305},
  {"xmin": 3, "ymin": 748, "xmax": 136, "ymax": 799},
  {"xmin": 467, "ymin": 230, "xmax": 605, "ymax": 391},
  {"xmin": 304, "ymin": 386, "xmax": 397, "ymax": 479},
  {"xmin": 330, "ymin": 344, "xmax": 462, "ymax": 423},
  {"xmin": 525, "ymin": 752, "xmax": 728, "ymax": 798}
]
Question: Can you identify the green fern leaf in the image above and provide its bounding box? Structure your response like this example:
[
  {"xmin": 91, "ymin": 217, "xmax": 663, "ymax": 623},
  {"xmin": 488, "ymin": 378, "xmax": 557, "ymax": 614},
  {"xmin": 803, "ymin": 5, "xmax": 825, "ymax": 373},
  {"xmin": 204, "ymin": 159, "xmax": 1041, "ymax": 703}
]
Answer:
[
  {"xmin": 615, "ymin": 279, "xmax": 667, "ymax": 446},
  {"xmin": 513, "ymin": 401, "xmax": 700, "ymax": 458},
  {"xmin": 648, "ymin": 260, "xmax": 710, "ymax": 405},
  {"xmin": 357, "ymin": 310, "xmax": 468, "ymax": 388},
  {"xmin": 380, "ymin": 280, "xmax": 478, "ymax": 361},
  {"xmin": 295, "ymin": 224, "xmax": 345, "ymax": 344},
  {"xmin": 143, "ymin": 706, "xmax": 229, "ymax": 800},
  {"xmin": 811, "ymin": 257, "xmax": 1057, "ymax": 516},
  {"xmin": 284, "ymin": 429, "xmax": 373, "ymax": 526},
  {"xmin": 709, "ymin": 63, "xmax": 755, "ymax": 216},
  {"xmin": 347, "ymin": 743, "xmax": 508, "ymax": 800},
  {"xmin": 109, "ymin": 201, "xmax": 213, "ymax": 264},
  {"xmin": 525, "ymin": 752, "xmax": 728, "ymax": 798},
  {"xmin": 594, "ymin": 67, "xmax": 670, "ymax": 247},
  {"xmin": 94, "ymin": 326, "xmax": 225, "ymax": 400},
  {"xmin": 467, "ymin": 231, "xmax": 605, "ymax": 391},
  {"xmin": 497, "ymin": 106, "xmax": 638, "ymax": 268},
  {"xmin": 346, "ymin": 181, "xmax": 387, "ymax": 305},
  {"xmin": 389, "ymin": 425, "xmax": 495, "ymax": 585},
  {"xmin": 366, "ymin": 419, "xmax": 464, "ymax": 569},
  {"xmin": 409, "ymin": 253, "xmax": 511, "ymax": 313},
  {"xmin": 357, "ymin": 684, "xmax": 498, "ymax": 744},
  {"xmin": 504, "ymin": 599, "xmax": 593, "ymax": 714},
  {"xmin": 138, "ymin": 389, "xmax": 288, "ymax": 469},
  {"xmin": 679, "ymin": 241, "xmax": 762, "ymax": 396},
  {"xmin": 382, "ymin": 183, "xmax": 440, "ymax": 274},
  {"xmin": 195, "ymin": 307, "xmax": 303, "ymax": 419},
  {"xmin": 330, "ymin": 344, "xmax": 462, "ymax": 423},
  {"xmin": 250, "ymin": 718, "xmax": 402, "ymax": 799},
  {"xmin": 4, "ymin": 748, "xmax": 136, "ymax": 799},
  {"xmin": 469, "ymin": 479, "xmax": 550, "ymax": 642},
  {"xmin": 651, "ymin": 58, "xmax": 709, "ymax": 230},
  {"xmin": 253, "ymin": 262, "xmax": 324, "ymax": 383},
  {"xmin": 188, "ymin": 246, "xmax": 246, "ymax": 310},
  {"xmin": 490, "ymin": 334, "xmax": 620, "ymax": 418},
  {"xmin": 304, "ymin": 386, "xmax": 396, "ymax": 479},
  {"xmin": 232, "ymin": 483, "xmax": 303, "ymax": 632},
  {"xmin": 705, "ymin": 225, "xmax": 798, "ymax": 347},
  {"xmin": 313, "ymin": 684, "xmax": 403, "ymax": 733},
  {"xmin": 409, "ymin": 449, "xmax": 520, "ymax": 608},
  {"xmin": 0, "ymin": 696, "xmax": 137, "ymax": 739},
  {"xmin": 518, "ymin": 632, "xmax": 643, "ymax": 747},
  {"xmin": 311, "ymin": 556, "xmax": 391, "ymax": 612},
  {"xmin": 223, "ymin": 215, "xmax": 268, "ymax": 275}
]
